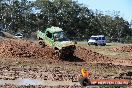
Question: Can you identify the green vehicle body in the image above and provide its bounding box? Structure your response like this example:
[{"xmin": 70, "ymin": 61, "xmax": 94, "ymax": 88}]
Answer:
[{"xmin": 37, "ymin": 26, "xmax": 76, "ymax": 57}]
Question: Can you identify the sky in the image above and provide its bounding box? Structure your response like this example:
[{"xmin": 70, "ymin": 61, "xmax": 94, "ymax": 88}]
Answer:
[
  {"xmin": 77, "ymin": 0, "xmax": 132, "ymax": 22},
  {"xmin": 30, "ymin": 0, "xmax": 132, "ymax": 22}
]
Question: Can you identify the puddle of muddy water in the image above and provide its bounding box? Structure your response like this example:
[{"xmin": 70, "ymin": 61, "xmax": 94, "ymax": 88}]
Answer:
[
  {"xmin": 0, "ymin": 78, "xmax": 80, "ymax": 86},
  {"xmin": 127, "ymin": 66, "xmax": 132, "ymax": 70}
]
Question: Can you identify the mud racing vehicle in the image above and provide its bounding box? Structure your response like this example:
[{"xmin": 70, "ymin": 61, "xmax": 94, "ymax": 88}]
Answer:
[{"xmin": 37, "ymin": 26, "xmax": 76, "ymax": 58}]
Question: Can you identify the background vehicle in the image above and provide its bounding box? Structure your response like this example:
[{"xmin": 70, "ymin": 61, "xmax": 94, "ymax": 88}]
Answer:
[
  {"xmin": 37, "ymin": 26, "xmax": 76, "ymax": 58},
  {"xmin": 88, "ymin": 35, "xmax": 106, "ymax": 46},
  {"xmin": 15, "ymin": 33, "xmax": 23, "ymax": 39}
]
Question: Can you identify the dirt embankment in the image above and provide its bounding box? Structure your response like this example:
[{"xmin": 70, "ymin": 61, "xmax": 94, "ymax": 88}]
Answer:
[
  {"xmin": 0, "ymin": 38, "xmax": 131, "ymax": 66},
  {"xmin": 112, "ymin": 45, "xmax": 132, "ymax": 52},
  {"xmin": 0, "ymin": 38, "xmax": 131, "ymax": 87},
  {"xmin": 0, "ymin": 38, "xmax": 109, "ymax": 62},
  {"xmin": 0, "ymin": 39, "xmax": 56, "ymax": 59},
  {"xmin": 0, "ymin": 38, "xmax": 113, "ymax": 64},
  {"xmin": 75, "ymin": 46, "xmax": 112, "ymax": 63}
]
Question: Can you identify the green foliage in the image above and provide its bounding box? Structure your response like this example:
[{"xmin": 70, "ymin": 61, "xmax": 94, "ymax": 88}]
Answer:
[
  {"xmin": 123, "ymin": 36, "xmax": 132, "ymax": 43},
  {"xmin": 0, "ymin": 0, "xmax": 131, "ymax": 42}
]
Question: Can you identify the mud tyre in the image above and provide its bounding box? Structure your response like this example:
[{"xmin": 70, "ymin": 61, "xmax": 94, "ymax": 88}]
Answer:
[
  {"xmin": 94, "ymin": 43, "xmax": 98, "ymax": 46},
  {"xmin": 55, "ymin": 50, "xmax": 61, "ymax": 58},
  {"xmin": 38, "ymin": 40, "xmax": 45, "ymax": 48},
  {"xmin": 68, "ymin": 52, "xmax": 74, "ymax": 57},
  {"xmin": 102, "ymin": 43, "xmax": 106, "ymax": 46}
]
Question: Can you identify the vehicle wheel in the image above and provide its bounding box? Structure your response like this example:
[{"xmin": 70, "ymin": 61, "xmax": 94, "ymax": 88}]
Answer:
[
  {"xmin": 101, "ymin": 43, "xmax": 106, "ymax": 46},
  {"xmin": 69, "ymin": 52, "xmax": 74, "ymax": 57},
  {"xmin": 103, "ymin": 43, "xmax": 106, "ymax": 46},
  {"xmin": 94, "ymin": 43, "xmax": 98, "ymax": 46},
  {"xmin": 55, "ymin": 50, "xmax": 62, "ymax": 58},
  {"xmin": 38, "ymin": 41, "xmax": 45, "ymax": 48},
  {"xmin": 38, "ymin": 37, "xmax": 43, "ymax": 40},
  {"xmin": 73, "ymin": 41, "xmax": 77, "ymax": 44}
]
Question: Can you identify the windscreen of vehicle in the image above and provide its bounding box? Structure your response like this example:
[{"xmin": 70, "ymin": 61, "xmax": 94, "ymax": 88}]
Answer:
[
  {"xmin": 15, "ymin": 33, "xmax": 22, "ymax": 36},
  {"xmin": 53, "ymin": 32, "xmax": 69, "ymax": 41},
  {"xmin": 102, "ymin": 37, "xmax": 105, "ymax": 40},
  {"xmin": 90, "ymin": 37, "xmax": 98, "ymax": 40}
]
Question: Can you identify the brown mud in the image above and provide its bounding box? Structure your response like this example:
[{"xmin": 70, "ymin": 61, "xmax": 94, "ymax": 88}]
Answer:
[{"xmin": 0, "ymin": 38, "xmax": 131, "ymax": 87}]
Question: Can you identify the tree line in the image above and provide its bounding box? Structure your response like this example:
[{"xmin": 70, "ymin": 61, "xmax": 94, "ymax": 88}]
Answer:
[{"xmin": 0, "ymin": 0, "xmax": 132, "ymax": 42}]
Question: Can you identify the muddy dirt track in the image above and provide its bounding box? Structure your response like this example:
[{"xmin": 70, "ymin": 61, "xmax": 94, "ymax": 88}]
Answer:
[
  {"xmin": 112, "ymin": 45, "xmax": 132, "ymax": 52},
  {"xmin": 0, "ymin": 38, "xmax": 131, "ymax": 87},
  {"xmin": 0, "ymin": 38, "xmax": 132, "ymax": 66}
]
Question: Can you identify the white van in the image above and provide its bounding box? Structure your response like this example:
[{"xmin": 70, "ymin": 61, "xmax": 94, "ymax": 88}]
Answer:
[{"xmin": 88, "ymin": 35, "xmax": 106, "ymax": 46}]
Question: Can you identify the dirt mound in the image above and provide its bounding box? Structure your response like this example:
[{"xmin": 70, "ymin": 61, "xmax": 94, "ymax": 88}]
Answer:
[
  {"xmin": 74, "ymin": 46, "xmax": 113, "ymax": 63},
  {"xmin": 0, "ymin": 38, "xmax": 131, "ymax": 66},
  {"xmin": 0, "ymin": 39, "xmax": 110, "ymax": 62},
  {"xmin": 75, "ymin": 46, "xmax": 132, "ymax": 66},
  {"xmin": 0, "ymin": 39, "xmax": 55, "ymax": 59},
  {"xmin": 112, "ymin": 45, "xmax": 132, "ymax": 52},
  {"xmin": 0, "ymin": 39, "xmax": 112, "ymax": 63}
]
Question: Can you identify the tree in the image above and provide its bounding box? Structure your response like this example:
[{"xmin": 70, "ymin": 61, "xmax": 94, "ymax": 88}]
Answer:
[{"xmin": 0, "ymin": 0, "xmax": 131, "ymax": 42}]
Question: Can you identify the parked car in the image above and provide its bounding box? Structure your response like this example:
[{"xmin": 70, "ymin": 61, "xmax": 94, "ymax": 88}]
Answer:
[
  {"xmin": 88, "ymin": 35, "xmax": 106, "ymax": 46},
  {"xmin": 15, "ymin": 33, "xmax": 23, "ymax": 39}
]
